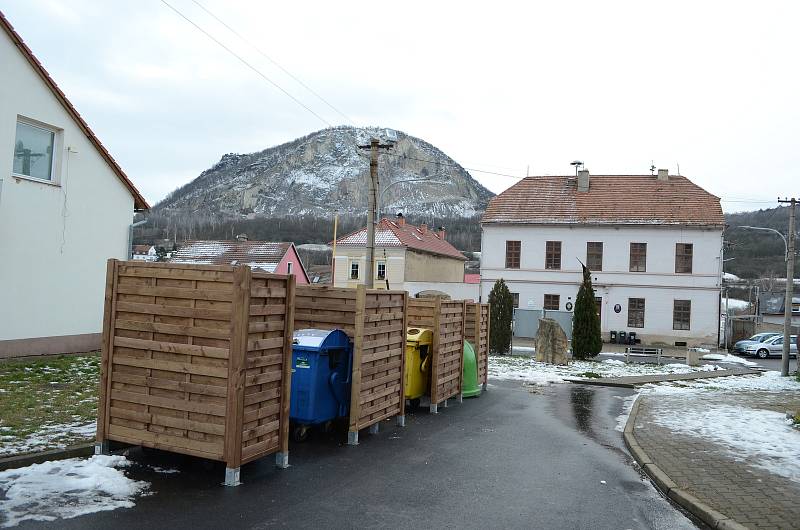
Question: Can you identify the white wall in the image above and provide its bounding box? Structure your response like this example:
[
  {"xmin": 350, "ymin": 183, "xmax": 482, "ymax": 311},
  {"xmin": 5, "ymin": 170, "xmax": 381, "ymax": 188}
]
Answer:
[
  {"xmin": 333, "ymin": 247, "xmax": 406, "ymax": 289},
  {"xmin": 0, "ymin": 29, "xmax": 134, "ymax": 342},
  {"xmin": 481, "ymin": 224, "xmax": 723, "ymax": 346},
  {"xmin": 405, "ymin": 281, "xmax": 479, "ymax": 301}
]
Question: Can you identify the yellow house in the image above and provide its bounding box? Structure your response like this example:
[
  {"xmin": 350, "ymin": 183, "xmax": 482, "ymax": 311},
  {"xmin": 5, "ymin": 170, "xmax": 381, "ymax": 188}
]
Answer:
[{"xmin": 333, "ymin": 214, "xmax": 467, "ymax": 293}]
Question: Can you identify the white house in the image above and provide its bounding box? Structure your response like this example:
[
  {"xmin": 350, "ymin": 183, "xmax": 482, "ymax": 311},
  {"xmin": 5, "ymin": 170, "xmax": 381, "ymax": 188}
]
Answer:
[
  {"xmin": 0, "ymin": 12, "xmax": 148, "ymax": 357},
  {"xmin": 132, "ymin": 244, "xmax": 158, "ymax": 261},
  {"xmin": 481, "ymin": 170, "xmax": 724, "ymax": 347}
]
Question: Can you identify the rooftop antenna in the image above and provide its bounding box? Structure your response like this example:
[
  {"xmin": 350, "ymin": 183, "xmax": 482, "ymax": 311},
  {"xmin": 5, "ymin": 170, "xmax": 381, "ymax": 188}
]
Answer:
[
  {"xmin": 570, "ymin": 160, "xmax": 584, "ymax": 177},
  {"xmin": 676, "ymin": 162, "xmax": 681, "ymax": 176},
  {"xmin": 650, "ymin": 161, "xmax": 656, "ymax": 175}
]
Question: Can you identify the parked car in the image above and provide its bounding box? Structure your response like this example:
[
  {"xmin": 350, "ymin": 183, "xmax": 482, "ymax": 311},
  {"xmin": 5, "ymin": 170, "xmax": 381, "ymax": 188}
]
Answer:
[
  {"xmin": 732, "ymin": 332, "xmax": 781, "ymax": 354},
  {"xmin": 743, "ymin": 335, "xmax": 798, "ymax": 359}
]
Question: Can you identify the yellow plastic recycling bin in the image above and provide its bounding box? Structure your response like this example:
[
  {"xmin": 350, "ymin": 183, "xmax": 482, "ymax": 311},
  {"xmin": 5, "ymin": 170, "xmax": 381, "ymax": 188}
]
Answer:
[{"xmin": 405, "ymin": 328, "xmax": 433, "ymax": 407}]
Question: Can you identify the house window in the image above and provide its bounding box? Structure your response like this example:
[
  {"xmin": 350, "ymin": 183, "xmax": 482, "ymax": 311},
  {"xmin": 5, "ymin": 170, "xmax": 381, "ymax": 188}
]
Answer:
[
  {"xmin": 287, "ymin": 262, "xmax": 293, "ymax": 275},
  {"xmin": 12, "ymin": 119, "xmax": 57, "ymax": 181},
  {"xmin": 673, "ymin": 300, "xmax": 691, "ymax": 330},
  {"xmin": 629, "ymin": 243, "xmax": 647, "ymax": 272},
  {"xmin": 586, "ymin": 242, "xmax": 603, "ymax": 271},
  {"xmin": 543, "ymin": 294, "xmax": 560, "ymax": 311},
  {"xmin": 505, "ymin": 241, "xmax": 520, "ymax": 269},
  {"xmin": 376, "ymin": 261, "xmax": 386, "ymax": 280},
  {"xmin": 675, "ymin": 243, "xmax": 693, "ymax": 274},
  {"xmin": 512, "ymin": 293, "xmax": 519, "ymax": 309},
  {"xmin": 545, "ymin": 241, "xmax": 561, "ymax": 270},
  {"xmin": 350, "ymin": 262, "xmax": 359, "ymax": 280},
  {"xmin": 595, "ymin": 297, "xmax": 602, "ymax": 320},
  {"xmin": 628, "ymin": 298, "xmax": 645, "ymax": 328}
]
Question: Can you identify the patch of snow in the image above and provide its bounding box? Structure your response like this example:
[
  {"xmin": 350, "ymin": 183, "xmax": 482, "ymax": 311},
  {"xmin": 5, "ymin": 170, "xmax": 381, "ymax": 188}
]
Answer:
[
  {"xmin": 615, "ymin": 393, "xmax": 639, "ymax": 432},
  {"xmin": 648, "ymin": 405, "xmax": 800, "ymax": 482},
  {"xmin": 722, "ymin": 298, "xmax": 750, "ymax": 311},
  {"xmin": 723, "ymin": 272, "xmax": 741, "ymax": 282},
  {"xmin": 700, "ymin": 353, "xmax": 758, "ymax": 366},
  {"xmin": 0, "ymin": 455, "xmax": 149, "ymax": 527},
  {"xmin": 0, "ymin": 422, "xmax": 96, "ymax": 458},
  {"xmin": 602, "ymin": 359, "xmax": 625, "ymax": 366},
  {"xmin": 149, "ymin": 466, "xmax": 179, "ymax": 474}
]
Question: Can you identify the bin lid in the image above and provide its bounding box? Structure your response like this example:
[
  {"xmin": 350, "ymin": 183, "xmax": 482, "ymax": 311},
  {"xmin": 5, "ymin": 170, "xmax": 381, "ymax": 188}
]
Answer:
[
  {"xmin": 406, "ymin": 328, "xmax": 433, "ymax": 346},
  {"xmin": 293, "ymin": 328, "xmax": 351, "ymax": 351}
]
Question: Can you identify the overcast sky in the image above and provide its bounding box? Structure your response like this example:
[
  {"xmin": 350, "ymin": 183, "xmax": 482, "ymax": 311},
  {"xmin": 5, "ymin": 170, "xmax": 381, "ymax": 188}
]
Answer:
[{"xmin": 4, "ymin": 0, "xmax": 799, "ymax": 212}]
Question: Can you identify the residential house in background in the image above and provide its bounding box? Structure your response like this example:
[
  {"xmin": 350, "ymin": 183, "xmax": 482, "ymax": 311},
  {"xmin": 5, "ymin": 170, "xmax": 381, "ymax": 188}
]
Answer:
[
  {"xmin": 333, "ymin": 214, "xmax": 476, "ymax": 299},
  {"xmin": 169, "ymin": 237, "xmax": 310, "ymax": 284},
  {"xmin": 481, "ymin": 170, "xmax": 724, "ymax": 346},
  {"xmin": 132, "ymin": 244, "xmax": 157, "ymax": 261},
  {"xmin": 0, "ymin": 12, "xmax": 149, "ymax": 357},
  {"xmin": 758, "ymin": 291, "xmax": 800, "ymax": 332}
]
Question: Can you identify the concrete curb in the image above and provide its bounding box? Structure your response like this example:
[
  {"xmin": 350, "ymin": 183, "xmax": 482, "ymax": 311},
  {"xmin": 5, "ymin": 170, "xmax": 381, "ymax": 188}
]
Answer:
[
  {"xmin": 623, "ymin": 395, "xmax": 749, "ymax": 530},
  {"xmin": 0, "ymin": 443, "xmax": 94, "ymax": 471}
]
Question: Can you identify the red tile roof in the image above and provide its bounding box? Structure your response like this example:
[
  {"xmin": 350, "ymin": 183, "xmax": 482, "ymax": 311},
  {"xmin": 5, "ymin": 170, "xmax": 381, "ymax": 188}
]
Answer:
[
  {"xmin": 482, "ymin": 174, "xmax": 723, "ymax": 227},
  {"xmin": 171, "ymin": 240, "xmax": 292, "ymax": 272},
  {"xmin": 335, "ymin": 218, "xmax": 466, "ymax": 260},
  {"xmin": 0, "ymin": 11, "xmax": 148, "ymax": 210}
]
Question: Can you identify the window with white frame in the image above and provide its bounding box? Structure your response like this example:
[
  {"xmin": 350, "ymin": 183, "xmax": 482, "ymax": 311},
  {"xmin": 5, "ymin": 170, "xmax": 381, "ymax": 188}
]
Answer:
[
  {"xmin": 376, "ymin": 261, "xmax": 386, "ymax": 280},
  {"xmin": 12, "ymin": 119, "xmax": 59, "ymax": 181},
  {"xmin": 350, "ymin": 261, "xmax": 359, "ymax": 280}
]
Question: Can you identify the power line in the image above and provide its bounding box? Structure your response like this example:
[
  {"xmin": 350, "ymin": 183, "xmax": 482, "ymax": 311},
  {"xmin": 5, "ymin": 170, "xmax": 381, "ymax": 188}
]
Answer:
[
  {"xmin": 160, "ymin": 0, "xmax": 332, "ymax": 127},
  {"xmin": 190, "ymin": 0, "xmax": 354, "ymax": 125}
]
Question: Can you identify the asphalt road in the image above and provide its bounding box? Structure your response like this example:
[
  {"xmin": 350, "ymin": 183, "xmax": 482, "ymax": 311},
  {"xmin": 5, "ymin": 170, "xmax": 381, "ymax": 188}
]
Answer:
[{"xmin": 36, "ymin": 382, "xmax": 697, "ymax": 530}]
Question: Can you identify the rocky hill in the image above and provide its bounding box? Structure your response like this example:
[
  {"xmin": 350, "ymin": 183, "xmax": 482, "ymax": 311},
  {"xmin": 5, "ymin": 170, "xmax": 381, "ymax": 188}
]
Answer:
[{"xmin": 155, "ymin": 126, "xmax": 494, "ymax": 218}]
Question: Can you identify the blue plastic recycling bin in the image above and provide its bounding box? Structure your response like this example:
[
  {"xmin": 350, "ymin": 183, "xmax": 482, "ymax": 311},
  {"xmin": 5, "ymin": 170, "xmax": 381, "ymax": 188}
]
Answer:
[{"xmin": 289, "ymin": 329, "xmax": 353, "ymax": 441}]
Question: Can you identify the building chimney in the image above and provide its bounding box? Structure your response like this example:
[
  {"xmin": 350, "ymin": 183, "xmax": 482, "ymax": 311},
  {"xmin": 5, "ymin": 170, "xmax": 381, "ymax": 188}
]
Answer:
[
  {"xmin": 396, "ymin": 212, "xmax": 405, "ymax": 227},
  {"xmin": 657, "ymin": 169, "xmax": 669, "ymax": 181},
  {"xmin": 236, "ymin": 233, "xmax": 248, "ymax": 242},
  {"xmin": 577, "ymin": 169, "xmax": 590, "ymax": 192},
  {"xmin": 438, "ymin": 226, "xmax": 446, "ymax": 240},
  {"xmin": 419, "ymin": 223, "xmax": 427, "ymax": 235}
]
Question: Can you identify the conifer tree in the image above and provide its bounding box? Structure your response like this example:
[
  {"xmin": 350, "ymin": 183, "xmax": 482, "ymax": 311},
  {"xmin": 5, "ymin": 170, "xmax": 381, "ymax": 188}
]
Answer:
[
  {"xmin": 488, "ymin": 279, "xmax": 513, "ymax": 354},
  {"xmin": 572, "ymin": 264, "xmax": 602, "ymax": 359}
]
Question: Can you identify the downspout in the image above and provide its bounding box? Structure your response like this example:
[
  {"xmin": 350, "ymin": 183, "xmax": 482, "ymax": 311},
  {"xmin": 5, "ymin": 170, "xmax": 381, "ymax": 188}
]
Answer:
[{"xmin": 128, "ymin": 219, "xmax": 147, "ymax": 259}]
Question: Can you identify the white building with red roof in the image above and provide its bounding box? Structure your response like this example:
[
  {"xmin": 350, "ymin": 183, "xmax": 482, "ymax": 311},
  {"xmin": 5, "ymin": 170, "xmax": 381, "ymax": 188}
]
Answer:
[
  {"xmin": 0, "ymin": 11, "xmax": 148, "ymax": 358},
  {"xmin": 333, "ymin": 214, "xmax": 477, "ymax": 299},
  {"xmin": 481, "ymin": 170, "xmax": 725, "ymax": 347}
]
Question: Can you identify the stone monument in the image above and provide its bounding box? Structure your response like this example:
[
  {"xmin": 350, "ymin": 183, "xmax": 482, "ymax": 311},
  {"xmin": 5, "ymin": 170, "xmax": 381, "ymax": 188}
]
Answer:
[{"xmin": 534, "ymin": 318, "xmax": 570, "ymax": 365}]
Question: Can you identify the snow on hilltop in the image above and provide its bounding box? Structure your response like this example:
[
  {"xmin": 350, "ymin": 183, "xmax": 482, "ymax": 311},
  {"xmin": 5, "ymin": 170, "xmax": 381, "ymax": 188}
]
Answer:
[{"xmin": 156, "ymin": 126, "xmax": 494, "ymax": 218}]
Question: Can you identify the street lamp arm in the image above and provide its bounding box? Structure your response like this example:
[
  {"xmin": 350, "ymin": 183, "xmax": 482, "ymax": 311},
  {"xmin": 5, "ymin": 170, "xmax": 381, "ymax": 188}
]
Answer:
[{"xmin": 736, "ymin": 225, "xmax": 789, "ymax": 260}]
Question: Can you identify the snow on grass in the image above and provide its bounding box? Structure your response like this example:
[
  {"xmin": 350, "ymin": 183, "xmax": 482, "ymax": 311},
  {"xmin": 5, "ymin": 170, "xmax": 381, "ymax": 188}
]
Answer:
[
  {"xmin": 488, "ymin": 355, "xmax": 721, "ymax": 386},
  {"xmin": 0, "ymin": 455, "xmax": 149, "ymax": 527},
  {"xmin": 701, "ymin": 353, "xmax": 758, "ymax": 366},
  {"xmin": 0, "ymin": 423, "xmax": 96, "ymax": 458},
  {"xmin": 648, "ymin": 405, "xmax": 800, "ymax": 481}
]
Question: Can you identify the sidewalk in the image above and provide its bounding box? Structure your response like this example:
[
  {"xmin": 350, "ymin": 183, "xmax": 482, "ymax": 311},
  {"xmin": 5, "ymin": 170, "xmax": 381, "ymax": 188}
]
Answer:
[{"xmin": 627, "ymin": 385, "xmax": 800, "ymax": 529}]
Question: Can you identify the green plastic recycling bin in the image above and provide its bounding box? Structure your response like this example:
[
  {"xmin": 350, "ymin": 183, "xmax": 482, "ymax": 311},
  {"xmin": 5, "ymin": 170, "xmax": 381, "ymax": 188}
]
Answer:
[{"xmin": 462, "ymin": 340, "xmax": 481, "ymax": 398}]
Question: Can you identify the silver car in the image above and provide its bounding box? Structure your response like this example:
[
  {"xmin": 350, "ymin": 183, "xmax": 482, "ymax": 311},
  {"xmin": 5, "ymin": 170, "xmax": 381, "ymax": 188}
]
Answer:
[
  {"xmin": 744, "ymin": 335, "xmax": 798, "ymax": 359},
  {"xmin": 732, "ymin": 332, "xmax": 781, "ymax": 354}
]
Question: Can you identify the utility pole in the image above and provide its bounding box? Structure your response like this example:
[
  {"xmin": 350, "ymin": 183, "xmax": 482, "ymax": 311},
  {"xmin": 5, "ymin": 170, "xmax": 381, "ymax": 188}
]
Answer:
[
  {"xmin": 358, "ymin": 138, "xmax": 392, "ymax": 289},
  {"xmin": 778, "ymin": 197, "xmax": 797, "ymax": 376}
]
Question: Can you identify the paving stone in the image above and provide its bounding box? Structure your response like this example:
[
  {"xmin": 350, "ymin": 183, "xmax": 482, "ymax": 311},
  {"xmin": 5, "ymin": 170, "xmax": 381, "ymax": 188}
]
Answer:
[{"xmin": 630, "ymin": 393, "xmax": 800, "ymax": 530}]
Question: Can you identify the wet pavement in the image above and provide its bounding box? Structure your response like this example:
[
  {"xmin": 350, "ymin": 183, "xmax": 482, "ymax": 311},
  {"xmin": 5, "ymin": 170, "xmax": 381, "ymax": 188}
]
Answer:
[{"xmin": 25, "ymin": 381, "xmax": 698, "ymax": 530}]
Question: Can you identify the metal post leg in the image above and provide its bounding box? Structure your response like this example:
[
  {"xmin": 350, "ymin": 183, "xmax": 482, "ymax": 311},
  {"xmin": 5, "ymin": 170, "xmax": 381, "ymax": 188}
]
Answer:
[
  {"xmin": 457, "ymin": 393, "xmax": 463, "ymax": 403},
  {"xmin": 94, "ymin": 441, "xmax": 110, "ymax": 456},
  {"xmin": 223, "ymin": 467, "xmax": 241, "ymax": 487},
  {"xmin": 443, "ymin": 399, "xmax": 449, "ymax": 408},
  {"xmin": 347, "ymin": 431, "xmax": 359, "ymax": 446},
  {"xmin": 396, "ymin": 415, "xmax": 405, "ymax": 427},
  {"xmin": 429, "ymin": 403, "xmax": 438, "ymax": 414},
  {"xmin": 275, "ymin": 452, "xmax": 289, "ymax": 469}
]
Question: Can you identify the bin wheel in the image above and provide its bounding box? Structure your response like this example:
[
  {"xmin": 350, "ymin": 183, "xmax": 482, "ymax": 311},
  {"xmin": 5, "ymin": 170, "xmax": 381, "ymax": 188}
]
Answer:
[
  {"xmin": 292, "ymin": 425, "xmax": 310, "ymax": 443},
  {"xmin": 409, "ymin": 398, "xmax": 421, "ymax": 410},
  {"xmin": 322, "ymin": 421, "xmax": 334, "ymax": 433}
]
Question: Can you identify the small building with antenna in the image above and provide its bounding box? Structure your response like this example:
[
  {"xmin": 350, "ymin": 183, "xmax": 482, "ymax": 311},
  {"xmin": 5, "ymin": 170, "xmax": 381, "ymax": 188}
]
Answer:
[{"xmin": 481, "ymin": 169, "xmax": 725, "ymax": 347}]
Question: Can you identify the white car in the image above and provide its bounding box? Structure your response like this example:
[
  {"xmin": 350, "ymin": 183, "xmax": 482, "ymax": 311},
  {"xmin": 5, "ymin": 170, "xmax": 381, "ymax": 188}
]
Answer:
[{"xmin": 744, "ymin": 335, "xmax": 798, "ymax": 359}]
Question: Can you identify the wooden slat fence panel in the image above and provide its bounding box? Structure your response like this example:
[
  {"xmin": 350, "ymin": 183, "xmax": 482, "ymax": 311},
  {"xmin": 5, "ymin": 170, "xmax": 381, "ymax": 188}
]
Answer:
[
  {"xmin": 294, "ymin": 284, "xmax": 407, "ymax": 436},
  {"xmin": 97, "ymin": 260, "xmax": 292, "ymax": 473},
  {"xmin": 407, "ymin": 298, "xmax": 466, "ymax": 405},
  {"xmin": 465, "ymin": 303, "xmax": 490, "ymax": 386}
]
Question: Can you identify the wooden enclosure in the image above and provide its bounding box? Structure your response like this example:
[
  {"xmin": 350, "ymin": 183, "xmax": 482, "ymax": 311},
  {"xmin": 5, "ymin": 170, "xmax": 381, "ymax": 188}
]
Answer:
[
  {"xmin": 293, "ymin": 285, "xmax": 408, "ymax": 437},
  {"xmin": 407, "ymin": 298, "xmax": 467, "ymax": 406},
  {"xmin": 96, "ymin": 260, "xmax": 294, "ymax": 474},
  {"xmin": 465, "ymin": 303, "xmax": 490, "ymax": 387}
]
